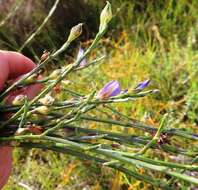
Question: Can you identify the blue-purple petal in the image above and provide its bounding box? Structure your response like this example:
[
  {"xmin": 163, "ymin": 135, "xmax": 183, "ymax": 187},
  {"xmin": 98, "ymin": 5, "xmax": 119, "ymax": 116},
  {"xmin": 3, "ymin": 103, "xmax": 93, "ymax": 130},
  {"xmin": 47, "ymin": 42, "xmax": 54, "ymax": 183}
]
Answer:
[
  {"xmin": 97, "ymin": 80, "xmax": 121, "ymax": 99},
  {"xmin": 77, "ymin": 47, "xmax": 87, "ymax": 67},
  {"xmin": 134, "ymin": 79, "xmax": 150, "ymax": 90}
]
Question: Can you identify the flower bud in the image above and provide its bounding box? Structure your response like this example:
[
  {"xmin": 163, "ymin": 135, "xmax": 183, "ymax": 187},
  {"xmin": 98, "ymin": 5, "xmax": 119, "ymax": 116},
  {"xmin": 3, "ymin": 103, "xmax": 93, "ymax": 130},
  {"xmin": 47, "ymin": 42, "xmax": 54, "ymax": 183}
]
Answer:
[
  {"xmin": 12, "ymin": 95, "xmax": 27, "ymax": 105},
  {"xmin": 99, "ymin": 1, "xmax": 112, "ymax": 32},
  {"xmin": 61, "ymin": 80, "xmax": 71, "ymax": 87},
  {"xmin": 134, "ymin": 79, "xmax": 150, "ymax": 91},
  {"xmin": 151, "ymin": 89, "xmax": 160, "ymax": 94},
  {"xmin": 15, "ymin": 128, "xmax": 28, "ymax": 135},
  {"xmin": 31, "ymin": 114, "xmax": 40, "ymax": 120},
  {"xmin": 33, "ymin": 106, "xmax": 50, "ymax": 115},
  {"xmin": 15, "ymin": 125, "xmax": 44, "ymax": 135},
  {"xmin": 40, "ymin": 50, "xmax": 50, "ymax": 62},
  {"xmin": 77, "ymin": 47, "xmax": 87, "ymax": 67},
  {"xmin": 96, "ymin": 80, "xmax": 121, "ymax": 100},
  {"xmin": 67, "ymin": 23, "xmax": 83, "ymax": 42},
  {"xmin": 49, "ymin": 69, "xmax": 62, "ymax": 80},
  {"xmin": 24, "ymin": 73, "xmax": 38, "ymax": 84},
  {"xmin": 39, "ymin": 94, "xmax": 55, "ymax": 106}
]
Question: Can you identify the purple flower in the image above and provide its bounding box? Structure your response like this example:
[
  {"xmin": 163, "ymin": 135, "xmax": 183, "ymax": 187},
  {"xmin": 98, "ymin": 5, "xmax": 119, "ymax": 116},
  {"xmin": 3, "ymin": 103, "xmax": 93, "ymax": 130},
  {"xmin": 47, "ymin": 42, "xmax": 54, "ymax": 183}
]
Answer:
[
  {"xmin": 134, "ymin": 79, "xmax": 150, "ymax": 91},
  {"xmin": 77, "ymin": 47, "xmax": 87, "ymax": 67},
  {"xmin": 97, "ymin": 80, "xmax": 121, "ymax": 99}
]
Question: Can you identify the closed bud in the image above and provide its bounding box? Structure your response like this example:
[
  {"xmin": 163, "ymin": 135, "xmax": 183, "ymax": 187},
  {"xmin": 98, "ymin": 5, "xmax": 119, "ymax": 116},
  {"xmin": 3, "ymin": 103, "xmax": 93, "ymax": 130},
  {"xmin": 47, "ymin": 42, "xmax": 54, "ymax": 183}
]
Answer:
[
  {"xmin": 10, "ymin": 141, "xmax": 20, "ymax": 147},
  {"xmin": 67, "ymin": 23, "xmax": 83, "ymax": 42},
  {"xmin": 12, "ymin": 95, "xmax": 27, "ymax": 105},
  {"xmin": 99, "ymin": 1, "xmax": 112, "ymax": 32},
  {"xmin": 77, "ymin": 47, "xmax": 87, "ymax": 67},
  {"xmin": 15, "ymin": 128, "xmax": 28, "ymax": 135},
  {"xmin": 40, "ymin": 50, "xmax": 50, "ymax": 62},
  {"xmin": 151, "ymin": 89, "xmax": 160, "ymax": 94},
  {"xmin": 24, "ymin": 73, "xmax": 38, "ymax": 84},
  {"xmin": 31, "ymin": 114, "xmax": 40, "ymax": 120},
  {"xmin": 61, "ymin": 80, "xmax": 71, "ymax": 87},
  {"xmin": 49, "ymin": 69, "xmax": 62, "ymax": 80},
  {"xmin": 39, "ymin": 94, "xmax": 55, "ymax": 106},
  {"xmin": 134, "ymin": 79, "xmax": 150, "ymax": 91},
  {"xmin": 33, "ymin": 106, "xmax": 50, "ymax": 115}
]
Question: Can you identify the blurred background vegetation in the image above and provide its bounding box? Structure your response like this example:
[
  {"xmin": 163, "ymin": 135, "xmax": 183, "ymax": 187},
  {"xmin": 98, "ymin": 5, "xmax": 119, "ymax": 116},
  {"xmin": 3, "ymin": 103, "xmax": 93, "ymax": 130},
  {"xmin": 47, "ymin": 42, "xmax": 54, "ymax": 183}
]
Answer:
[{"xmin": 0, "ymin": 0, "xmax": 198, "ymax": 189}]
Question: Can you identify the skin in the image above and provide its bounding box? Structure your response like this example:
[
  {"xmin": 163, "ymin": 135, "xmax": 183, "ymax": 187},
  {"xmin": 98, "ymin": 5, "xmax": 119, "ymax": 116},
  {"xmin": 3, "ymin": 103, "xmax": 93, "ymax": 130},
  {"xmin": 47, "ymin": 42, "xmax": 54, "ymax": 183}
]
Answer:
[{"xmin": 0, "ymin": 51, "xmax": 42, "ymax": 189}]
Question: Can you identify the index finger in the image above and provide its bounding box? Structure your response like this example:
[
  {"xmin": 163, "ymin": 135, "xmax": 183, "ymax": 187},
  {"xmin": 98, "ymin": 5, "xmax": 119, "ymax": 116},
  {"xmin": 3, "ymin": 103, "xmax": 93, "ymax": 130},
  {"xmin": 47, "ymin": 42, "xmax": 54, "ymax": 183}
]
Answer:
[{"xmin": 0, "ymin": 51, "xmax": 36, "ymax": 91}]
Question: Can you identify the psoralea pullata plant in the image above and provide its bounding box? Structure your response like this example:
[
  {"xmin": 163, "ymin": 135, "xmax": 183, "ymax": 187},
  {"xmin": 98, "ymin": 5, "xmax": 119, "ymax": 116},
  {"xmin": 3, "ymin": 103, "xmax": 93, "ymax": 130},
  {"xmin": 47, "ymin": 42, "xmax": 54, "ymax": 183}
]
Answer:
[{"xmin": 0, "ymin": 2, "xmax": 198, "ymax": 189}]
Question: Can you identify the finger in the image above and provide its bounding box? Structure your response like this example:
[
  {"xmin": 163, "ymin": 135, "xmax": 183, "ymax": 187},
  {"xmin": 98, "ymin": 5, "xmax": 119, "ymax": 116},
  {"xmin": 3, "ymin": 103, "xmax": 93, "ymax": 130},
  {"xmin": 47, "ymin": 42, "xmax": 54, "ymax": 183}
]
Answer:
[
  {"xmin": 5, "ymin": 73, "xmax": 43, "ymax": 104},
  {"xmin": 3, "ymin": 50, "xmax": 36, "ymax": 78},
  {"xmin": 6, "ymin": 83, "xmax": 43, "ymax": 104},
  {"xmin": 0, "ymin": 53, "xmax": 9, "ymax": 91},
  {"xmin": 0, "ymin": 51, "xmax": 36, "ymax": 91},
  {"xmin": 0, "ymin": 146, "xmax": 12, "ymax": 189}
]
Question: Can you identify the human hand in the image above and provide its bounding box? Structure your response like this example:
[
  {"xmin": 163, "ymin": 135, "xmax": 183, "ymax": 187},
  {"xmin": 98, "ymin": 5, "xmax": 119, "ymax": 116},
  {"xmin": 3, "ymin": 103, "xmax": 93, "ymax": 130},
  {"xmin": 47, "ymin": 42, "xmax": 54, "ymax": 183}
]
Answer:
[{"xmin": 0, "ymin": 51, "xmax": 42, "ymax": 189}]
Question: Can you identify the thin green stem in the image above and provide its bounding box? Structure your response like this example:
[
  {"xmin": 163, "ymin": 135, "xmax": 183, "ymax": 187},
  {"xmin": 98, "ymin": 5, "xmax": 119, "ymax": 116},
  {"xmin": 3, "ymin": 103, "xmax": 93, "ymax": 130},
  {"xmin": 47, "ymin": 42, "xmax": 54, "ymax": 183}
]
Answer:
[
  {"xmin": 19, "ymin": 0, "xmax": 60, "ymax": 51},
  {"xmin": 136, "ymin": 113, "xmax": 168, "ymax": 155},
  {"xmin": 0, "ymin": 25, "xmax": 109, "ymax": 129},
  {"xmin": 18, "ymin": 98, "xmax": 29, "ymax": 128},
  {"xmin": 0, "ymin": 0, "xmax": 23, "ymax": 28},
  {"xmin": 18, "ymin": 142, "xmax": 172, "ymax": 189}
]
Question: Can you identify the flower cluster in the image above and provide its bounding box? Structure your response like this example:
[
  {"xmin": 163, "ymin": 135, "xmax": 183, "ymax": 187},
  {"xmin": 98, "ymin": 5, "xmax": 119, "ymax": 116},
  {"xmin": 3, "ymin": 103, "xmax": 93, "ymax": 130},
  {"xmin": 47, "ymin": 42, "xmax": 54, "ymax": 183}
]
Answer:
[{"xmin": 97, "ymin": 79, "xmax": 150, "ymax": 99}]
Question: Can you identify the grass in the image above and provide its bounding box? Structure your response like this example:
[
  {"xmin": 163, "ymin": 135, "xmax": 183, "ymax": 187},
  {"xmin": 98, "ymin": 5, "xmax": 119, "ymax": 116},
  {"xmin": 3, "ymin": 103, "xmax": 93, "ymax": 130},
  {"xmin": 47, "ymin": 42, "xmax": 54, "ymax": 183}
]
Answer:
[{"xmin": 1, "ymin": 0, "xmax": 198, "ymax": 189}]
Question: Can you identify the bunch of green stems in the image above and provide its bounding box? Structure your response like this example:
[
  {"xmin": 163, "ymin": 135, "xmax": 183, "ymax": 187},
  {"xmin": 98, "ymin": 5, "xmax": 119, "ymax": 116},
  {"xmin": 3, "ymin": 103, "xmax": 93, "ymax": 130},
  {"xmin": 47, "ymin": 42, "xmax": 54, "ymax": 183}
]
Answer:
[{"xmin": 0, "ymin": 2, "xmax": 198, "ymax": 188}]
